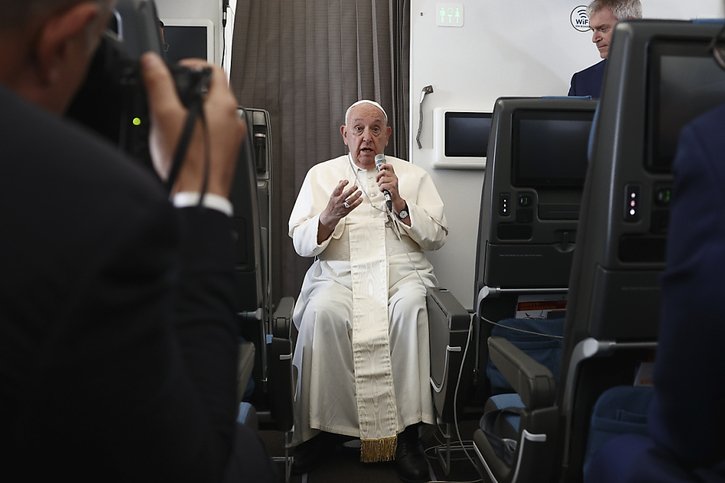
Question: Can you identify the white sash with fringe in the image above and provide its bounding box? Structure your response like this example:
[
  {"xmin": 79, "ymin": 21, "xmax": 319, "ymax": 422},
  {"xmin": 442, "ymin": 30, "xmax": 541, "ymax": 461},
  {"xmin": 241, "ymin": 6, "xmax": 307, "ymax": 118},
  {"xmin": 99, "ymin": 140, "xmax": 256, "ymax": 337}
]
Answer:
[{"xmin": 348, "ymin": 216, "xmax": 399, "ymax": 462}]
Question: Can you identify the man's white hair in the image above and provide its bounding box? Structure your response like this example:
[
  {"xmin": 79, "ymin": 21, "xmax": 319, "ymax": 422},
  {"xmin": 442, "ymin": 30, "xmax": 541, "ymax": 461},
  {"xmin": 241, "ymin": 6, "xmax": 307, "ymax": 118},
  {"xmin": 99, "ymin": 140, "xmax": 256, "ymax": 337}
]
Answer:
[
  {"xmin": 588, "ymin": 0, "xmax": 642, "ymax": 20},
  {"xmin": 344, "ymin": 100, "xmax": 388, "ymax": 125}
]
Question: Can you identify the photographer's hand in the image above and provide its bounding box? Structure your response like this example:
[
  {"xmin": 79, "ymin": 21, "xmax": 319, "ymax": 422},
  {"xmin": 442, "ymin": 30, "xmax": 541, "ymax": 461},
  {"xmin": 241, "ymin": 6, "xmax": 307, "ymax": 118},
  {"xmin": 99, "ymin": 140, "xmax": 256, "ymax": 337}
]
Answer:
[{"xmin": 140, "ymin": 52, "xmax": 245, "ymax": 198}]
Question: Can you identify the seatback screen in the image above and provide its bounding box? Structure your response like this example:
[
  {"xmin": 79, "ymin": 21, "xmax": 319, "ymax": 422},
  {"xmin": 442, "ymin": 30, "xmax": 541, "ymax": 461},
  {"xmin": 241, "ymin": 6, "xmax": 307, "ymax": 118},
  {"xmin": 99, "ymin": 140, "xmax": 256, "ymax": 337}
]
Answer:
[
  {"xmin": 445, "ymin": 112, "xmax": 492, "ymax": 157},
  {"xmin": 163, "ymin": 25, "xmax": 209, "ymax": 63},
  {"xmin": 511, "ymin": 110, "xmax": 593, "ymax": 189},
  {"xmin": 647, "ymin": 40, "xmax": 725, "ymax": 172}
]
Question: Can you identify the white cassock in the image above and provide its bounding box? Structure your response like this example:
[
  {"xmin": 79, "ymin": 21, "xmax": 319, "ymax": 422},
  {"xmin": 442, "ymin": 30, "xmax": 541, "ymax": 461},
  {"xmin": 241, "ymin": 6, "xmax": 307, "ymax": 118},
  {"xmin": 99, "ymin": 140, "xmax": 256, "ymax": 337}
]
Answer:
[{"xmin": 288, "ymin": 154, "xmax": 448, "ymax": 461}]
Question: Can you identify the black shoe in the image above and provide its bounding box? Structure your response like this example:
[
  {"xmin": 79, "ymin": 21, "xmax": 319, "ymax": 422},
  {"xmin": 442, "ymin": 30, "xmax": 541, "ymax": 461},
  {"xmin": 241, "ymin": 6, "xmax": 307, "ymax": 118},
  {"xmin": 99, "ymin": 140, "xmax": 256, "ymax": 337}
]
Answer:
[
  {"xmin": 395, "ymin": 426, "xmax": 429, "ymax": 483},
  {"xmin": 292, "ymin": 432, "xmax": 338, "ymax": 475}
]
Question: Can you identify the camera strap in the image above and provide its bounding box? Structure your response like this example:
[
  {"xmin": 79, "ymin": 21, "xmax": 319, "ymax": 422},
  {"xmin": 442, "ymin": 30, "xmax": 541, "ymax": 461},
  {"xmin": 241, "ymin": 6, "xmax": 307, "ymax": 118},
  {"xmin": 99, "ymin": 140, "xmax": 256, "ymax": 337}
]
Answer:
[{"xmin": 165, "ymin": 98, "xmax": 210, "ymax": 204}]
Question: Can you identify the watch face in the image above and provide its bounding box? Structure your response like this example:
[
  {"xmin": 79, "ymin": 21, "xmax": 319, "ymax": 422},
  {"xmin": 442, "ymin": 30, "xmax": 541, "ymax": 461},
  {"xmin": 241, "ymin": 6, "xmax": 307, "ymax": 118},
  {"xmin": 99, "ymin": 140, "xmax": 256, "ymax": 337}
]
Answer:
[{"xmin": 399, "ymin": 209, "xmax": 409, "ymax": 219}]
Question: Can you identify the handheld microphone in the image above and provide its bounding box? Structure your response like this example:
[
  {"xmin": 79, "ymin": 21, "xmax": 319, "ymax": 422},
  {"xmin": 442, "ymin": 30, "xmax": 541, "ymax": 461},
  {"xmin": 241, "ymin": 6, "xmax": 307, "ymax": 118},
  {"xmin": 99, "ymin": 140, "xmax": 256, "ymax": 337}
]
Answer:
[{"xmin": 375, "ymin": 153, "xmax": 393, "ymax": 210}]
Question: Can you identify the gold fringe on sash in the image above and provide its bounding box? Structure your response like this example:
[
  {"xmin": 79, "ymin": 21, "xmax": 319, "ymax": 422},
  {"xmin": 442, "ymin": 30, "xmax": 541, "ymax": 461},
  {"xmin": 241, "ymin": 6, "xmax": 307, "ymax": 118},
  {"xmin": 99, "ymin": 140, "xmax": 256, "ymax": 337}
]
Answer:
[{"xmin": 360, "ymin": 435, "xmax": 397, "ymax": 463}]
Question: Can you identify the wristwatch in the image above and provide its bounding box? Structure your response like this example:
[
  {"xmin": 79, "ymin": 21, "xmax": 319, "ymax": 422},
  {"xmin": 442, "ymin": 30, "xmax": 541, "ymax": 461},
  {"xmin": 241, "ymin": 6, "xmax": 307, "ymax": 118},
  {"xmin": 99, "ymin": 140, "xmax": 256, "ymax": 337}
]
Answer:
[{"xmin": 396, "ymin": 203, "xmax": 409, "ymax": 220}]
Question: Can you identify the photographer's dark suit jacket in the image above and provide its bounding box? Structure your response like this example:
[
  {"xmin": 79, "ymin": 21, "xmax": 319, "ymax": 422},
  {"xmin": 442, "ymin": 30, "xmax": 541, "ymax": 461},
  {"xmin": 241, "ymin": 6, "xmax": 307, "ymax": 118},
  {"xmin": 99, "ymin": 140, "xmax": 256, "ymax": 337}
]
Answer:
[
  {"xmin": 585, "ymin": 104, "xmax": 725, "ymax": 482},
  {"xmin": 568, "ymin": 60, "xmax": 606, "ymax": 98},
  {"xmin": 0, "ymin": 85, "xmax": 273, "ymax": 482}
]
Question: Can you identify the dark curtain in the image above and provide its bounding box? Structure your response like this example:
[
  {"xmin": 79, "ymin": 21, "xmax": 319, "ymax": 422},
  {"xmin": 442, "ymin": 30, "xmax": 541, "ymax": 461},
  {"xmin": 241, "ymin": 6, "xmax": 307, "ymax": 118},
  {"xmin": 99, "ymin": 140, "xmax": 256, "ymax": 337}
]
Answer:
[{"xmin": 230, "ymin": 0, "xmax": 410, "ymax": 301}]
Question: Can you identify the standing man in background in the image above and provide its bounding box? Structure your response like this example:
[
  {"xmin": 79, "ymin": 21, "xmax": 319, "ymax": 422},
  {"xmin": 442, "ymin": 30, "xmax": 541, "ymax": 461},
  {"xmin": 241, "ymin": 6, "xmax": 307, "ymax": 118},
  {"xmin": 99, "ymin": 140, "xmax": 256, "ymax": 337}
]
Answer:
[{"xmin": 568, "ymin": 0, "xmax": 642, "ymax": 98}]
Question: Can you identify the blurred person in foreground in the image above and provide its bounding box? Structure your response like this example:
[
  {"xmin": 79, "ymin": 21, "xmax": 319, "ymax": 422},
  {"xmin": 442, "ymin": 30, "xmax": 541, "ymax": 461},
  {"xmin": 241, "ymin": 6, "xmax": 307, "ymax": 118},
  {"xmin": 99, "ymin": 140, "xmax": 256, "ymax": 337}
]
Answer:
[{"xmin": 0, "ymin": 0, "xmax": 275, "ymax": 481}]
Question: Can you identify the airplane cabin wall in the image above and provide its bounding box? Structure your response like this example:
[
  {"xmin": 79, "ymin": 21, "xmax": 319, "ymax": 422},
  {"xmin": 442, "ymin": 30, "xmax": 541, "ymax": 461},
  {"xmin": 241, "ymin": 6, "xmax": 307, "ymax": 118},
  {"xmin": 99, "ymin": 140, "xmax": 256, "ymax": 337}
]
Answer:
[
  {"xmin": 154, "ymin": 0, "xmax": 224, "ymax": 67},
  {"xmin": 409, "ymin": 0, "xmax": 724, "ymax": 310},
  {"xmin": 155, "ymin": 0, "xmax": 724, "ymax": 311}
]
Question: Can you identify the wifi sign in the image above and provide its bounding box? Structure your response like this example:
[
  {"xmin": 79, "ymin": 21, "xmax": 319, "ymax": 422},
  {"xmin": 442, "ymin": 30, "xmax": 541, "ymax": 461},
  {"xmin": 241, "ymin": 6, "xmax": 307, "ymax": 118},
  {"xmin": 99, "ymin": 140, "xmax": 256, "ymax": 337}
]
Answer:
[{"xmin": 570, "ymin": 5, "xmax": 590, "ymax": 32}]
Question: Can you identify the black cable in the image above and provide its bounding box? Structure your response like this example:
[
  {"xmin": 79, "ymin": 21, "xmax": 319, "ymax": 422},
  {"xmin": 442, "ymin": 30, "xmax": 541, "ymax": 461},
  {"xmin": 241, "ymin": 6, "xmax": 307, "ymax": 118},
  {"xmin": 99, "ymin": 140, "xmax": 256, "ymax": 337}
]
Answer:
[
  {"xmin": 165, "ymin": 98, "xmax": 202, "ymax": 192},
  {"xmin": 196, "ymin": 105, "xmax": 211, "ymax": 206},
  {"xmin": 164, "ymin": 69, "xmax": 212, "ymax": 200}
]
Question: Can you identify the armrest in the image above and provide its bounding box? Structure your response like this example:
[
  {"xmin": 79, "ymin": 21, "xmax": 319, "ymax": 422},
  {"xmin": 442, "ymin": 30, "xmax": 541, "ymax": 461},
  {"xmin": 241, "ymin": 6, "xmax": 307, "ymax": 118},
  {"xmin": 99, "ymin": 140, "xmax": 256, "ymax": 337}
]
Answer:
[
  {"xmin": 268, "ymin": 295, "xmax": 296, "ymax": 432},
  {"xmin": 271, "ymin": 295, "xmax": 295, "ymax": 338},
  {"xmin": 426, "ymin": 287, "xmax": 473, "ymax": 422},
  {"xmin": 427, "ymin": 287, "xmax": 471, "ymax": 331},
  {"xmin": 488, "ymin": 336, "xmax": 556, "ymax": 409}
]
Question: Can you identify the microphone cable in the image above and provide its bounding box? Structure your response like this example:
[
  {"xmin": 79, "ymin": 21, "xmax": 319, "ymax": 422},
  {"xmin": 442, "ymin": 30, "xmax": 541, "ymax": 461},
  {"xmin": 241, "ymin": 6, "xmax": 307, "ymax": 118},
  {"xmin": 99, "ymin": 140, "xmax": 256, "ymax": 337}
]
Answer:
[
  {"xmin": 479, "ymin": 314, "xmax": 564, "ymax": 340},
  {"xmin": 345, "ymin": 152, "xmax": 429, "ymax": 288}
]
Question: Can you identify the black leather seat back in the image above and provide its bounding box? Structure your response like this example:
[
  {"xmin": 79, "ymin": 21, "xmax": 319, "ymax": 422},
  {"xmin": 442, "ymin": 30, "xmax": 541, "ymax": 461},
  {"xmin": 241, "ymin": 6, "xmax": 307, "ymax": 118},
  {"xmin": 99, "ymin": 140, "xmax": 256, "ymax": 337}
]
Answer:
[{"xmin": 560, "ymin": 20, "xmax": 725, "ymax": 480}]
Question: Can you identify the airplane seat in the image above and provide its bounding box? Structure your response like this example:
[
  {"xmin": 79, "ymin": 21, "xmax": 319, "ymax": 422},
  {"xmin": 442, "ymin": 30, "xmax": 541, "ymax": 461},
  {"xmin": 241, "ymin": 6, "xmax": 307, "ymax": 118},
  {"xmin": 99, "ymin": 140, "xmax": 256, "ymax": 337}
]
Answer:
[
  {"xmin": 231, "ymin": 107, "xmax": 265, "ymax": 397},
  {"xmin": 580, "ymin": 384, "xmax": 653, "ymax": 478},
  {"xmin": 471, "ymin": 96, "xmax": 595, "ymax": 483},
  {"xmin": 485, "ymin": 315, "xmax": 565, "ymax": 394},
  {"xmin": 477, "ymin": 94, "xmax": 596, "ymax": 400},
  {"xmin": 232, "ymin": 107, "xmax": 296, "ymax": 481},
  {"xmin": 472, "ymin": 19, "xmax": 725, "ymax": 483},
  {"xmin": 426, "ymin": 96, "xmax": 596, "ymax": 476},
  {"xmin": 426, "ymin": 285, "xmax": 474, "ymax": 475},
  {"xmin": 581, "ymin": 21, "xmax": 725, "ymax": 483},
  {"xmin": 267, "ymin": 296, "xmax": 296, "ymax": 432}
]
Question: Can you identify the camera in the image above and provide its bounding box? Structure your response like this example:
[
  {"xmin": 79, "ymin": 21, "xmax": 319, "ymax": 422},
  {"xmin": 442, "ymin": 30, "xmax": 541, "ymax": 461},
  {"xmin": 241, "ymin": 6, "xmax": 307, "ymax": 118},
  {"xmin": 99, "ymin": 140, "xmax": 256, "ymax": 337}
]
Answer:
[{"xmin": 67, "ymin": 0, "xmax": 211, "ymax": 174}]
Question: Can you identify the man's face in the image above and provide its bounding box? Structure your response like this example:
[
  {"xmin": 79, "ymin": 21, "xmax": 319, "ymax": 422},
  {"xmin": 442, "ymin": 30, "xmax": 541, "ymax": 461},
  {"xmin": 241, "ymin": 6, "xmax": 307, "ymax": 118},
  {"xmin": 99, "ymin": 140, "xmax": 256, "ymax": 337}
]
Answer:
[
  {"xmin": 590, "ymin": 7, "xmax": 618, "ymax": 59},
  {"xmin": 341, "ymin": 103, "xmax": 391, "ymax": 169}
]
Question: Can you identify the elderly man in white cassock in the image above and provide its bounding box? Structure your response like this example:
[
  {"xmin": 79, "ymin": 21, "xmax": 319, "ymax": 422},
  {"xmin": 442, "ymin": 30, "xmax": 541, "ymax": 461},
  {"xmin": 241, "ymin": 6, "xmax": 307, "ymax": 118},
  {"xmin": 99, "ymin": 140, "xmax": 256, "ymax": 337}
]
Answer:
[{"xmin": 288, "ymin": 99, "xmax": 448, "ymax": 482}]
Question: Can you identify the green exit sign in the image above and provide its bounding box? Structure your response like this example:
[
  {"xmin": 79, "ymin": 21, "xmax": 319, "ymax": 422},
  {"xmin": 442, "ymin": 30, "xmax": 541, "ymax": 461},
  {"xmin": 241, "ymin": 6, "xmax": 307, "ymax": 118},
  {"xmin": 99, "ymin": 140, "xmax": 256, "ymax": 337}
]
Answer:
[{"xmin": 436, "ymin": 3, "xmax": 464, "ymax": 27}]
